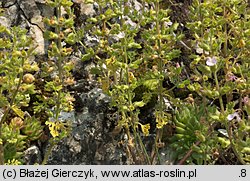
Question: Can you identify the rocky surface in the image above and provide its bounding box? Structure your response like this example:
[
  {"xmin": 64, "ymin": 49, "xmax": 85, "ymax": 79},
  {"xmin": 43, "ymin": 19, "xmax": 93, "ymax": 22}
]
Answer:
[
  {"xmin": 24, "ymin": 145, "xmax": 42, "ymax": 165},
  {"xmin": 44, "ymin": 88, "xmax": 125, "ymax": 164}
]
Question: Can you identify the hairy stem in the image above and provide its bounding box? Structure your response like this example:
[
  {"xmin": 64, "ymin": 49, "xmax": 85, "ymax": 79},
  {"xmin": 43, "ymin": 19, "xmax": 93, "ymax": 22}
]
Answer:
[
  {"xmin": 42, "ymin": 4, "xmax": 63, "ymax": 165},
  {"xmin": 152, "ymin": 0, "xmax": 164, "ymax": 164}
]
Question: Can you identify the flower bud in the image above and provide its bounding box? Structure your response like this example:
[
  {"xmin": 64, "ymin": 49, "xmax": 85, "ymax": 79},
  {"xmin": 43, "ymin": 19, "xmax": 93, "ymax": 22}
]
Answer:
[{"xmin": 23, "ymin": 73, "xmax": 35, "ymax": 84}]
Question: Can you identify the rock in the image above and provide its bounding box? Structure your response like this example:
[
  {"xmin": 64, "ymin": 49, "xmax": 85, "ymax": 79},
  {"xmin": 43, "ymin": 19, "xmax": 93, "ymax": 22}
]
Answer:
[
  {"xmin": 0, "ymin": 16, "xmax": 9, "ymax": 28},
  {"xmin": 1, "ymin": 0, "xmax": 16, "ymax": 7},
  {"xmin": 30, "ymin": 25, "xmax": 45, "ymax": 55},
  {"xmin": 59, "ymin": 111, "xmax": 75, "ymax": 123},
  {"xmin": 1, "ymin": 0, "xmax": 177, "ymax": 165},
  {"xmin": 80, "ymin": 2, "xmax": 96, "ymax": 17},
  {"xmin": 36, "ymin": 1, "xmax": 54, "ymax": 18},
  {"xmin": 0, "ymin": 4, "xmax": 18, "ymax": 28},
  {"xmin": 18, "ymin": 0, "xmax": 46, "ymax": 54},
  {"xmin": 84, "ymin": 33, "xmax": 99, "ymax": 47},
  {"xmin": 19, "ymin": 0, "xmax": 41, "ymax": 21},
  {"xmin": 30, "ymin": 15, "xmax": 44, "ymax": 28},
  {"xmin": 158, "ymin": 147, "xmax": 175, "ymax": 165},
  {"xmin": 84, "ymin": 61, "xmax": 97, "ymax": 82},
  {"xmin": 35, "ymin": 0, "xmax": 46, "ymax": 3},
  {"xmin": 12, "ymin": 0, "xmax": 46, "ymax": 54},
  {"xmin": 44, "ymin": 137, "xmax": 87, "ymax": 164},
  {"xmin": 24, "ymin": 145, "xmax": 42, "ymax": 165},
  {"xmin": 126, "ymin": 0, "xmax": 143, "ymax": 13},
  {"xmin": 44, "ymin": 88, "xmax": 121, "ymax": 165},
  {"xmin": 70, "ymin": 55, "xmax": 97, "ymax": 93}
]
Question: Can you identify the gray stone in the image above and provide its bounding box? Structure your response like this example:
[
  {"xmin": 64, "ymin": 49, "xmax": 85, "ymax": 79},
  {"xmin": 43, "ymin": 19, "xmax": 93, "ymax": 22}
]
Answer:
[
  {"xmin": 80, "ymin": 2, "xmax": 95, "ymax": 17},
  {"xmin": 19, "ymin": 0, "xmax": 41, "ymax": 21},
  {"xmin": 158, "ymin": 147, "xmax": 175, "ymax": 165},
  {"xmin": 85, "ymin": 88, "xmax": 111, "ymax": 113},
  {"xmin": 59, "ymin": 111, "xmax": 75, "ymax": 123},
  {"xmin": 30, "ymin": 25, "xmax": 45, "ymax": 55},
  {"xmin": 1, "ymin": 0, "xmax": 16, "ymax": 7},
  {"xmin": 43, "ymin": 87, "xmax": 124, "ymax": 165},
  {"xmin": 84, "ymin": 33, "xmax": 99, "ymax": 47},
  {"xmin": 35, "ymin": 0, "xmax": 46, "ymax": 3},
  {"xmin": 14, "ymin": 0, "xmax": 46, "ymax": 54},
  {"xmin": 36, "ymin": 1, "xmax": 54, "ymax": 18},
  {"xmin": 24, "ymin": 146, "xmax": 42, "ymax": 165},
  {"xmin": 0, "ymin": 4, "xmax": 18, "ymax": 28},
  {"xmin": 0, "ymin": 16, "xmax": 9, "ymax": 28},
  {"xmin": 30, "ymin": 15, "xmax": 43, "ymax": 27}
]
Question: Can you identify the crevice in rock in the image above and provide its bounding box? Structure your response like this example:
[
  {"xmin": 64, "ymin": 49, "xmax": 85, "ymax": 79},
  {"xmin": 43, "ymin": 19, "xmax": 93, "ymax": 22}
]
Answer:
[
  {"xmin": 16, "ymin": 0, "xmax": 45, "ymax": 33},
  {"xmin": 1, "ymin": 0, "xmax": 17, "ymax": 9}
]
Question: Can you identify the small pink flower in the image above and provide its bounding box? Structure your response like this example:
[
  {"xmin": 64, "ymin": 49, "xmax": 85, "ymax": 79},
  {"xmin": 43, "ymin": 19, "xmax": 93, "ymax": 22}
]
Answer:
[
  {"xmin": 243, "ymin": 96, "xmax": 250, "ymax": 107},
  {"xmin": 227, "ymin": 112, "xmax": 241, "ymax": 122},
  {"xmin": 206, "ymin": 56, "xmax": 217, "ymax": 66},
  {"xmin": 226, "ymin": 72, "xmax": 237, "ymax": 81},
  {"xmin": 176, "ymin": 62, "xmax": 180, "ymax": 68},
  {"xmin": 229, "ymin": 74, "xmax": 237, "ymax": 81},
  {"xmin": 243, "ymin": 96, "xmax": 249, "ymax": 104}
]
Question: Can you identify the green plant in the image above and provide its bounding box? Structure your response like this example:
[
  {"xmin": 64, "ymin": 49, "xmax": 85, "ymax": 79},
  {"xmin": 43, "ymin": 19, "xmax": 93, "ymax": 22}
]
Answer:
[
  {"xmin": 139, "ymin": 0, "xmax": 183, "ymax": 163},
  {"xmin": 39, "ymin": 0, "xmax": 83, "ymax": 164},
  {"xmin": 3, "ymin": 0, "xmax": 85, "ymax": 166},
  {"xmin": 1, "ymin": 0, "xmax": 249, "ymax": 165},
  {"xmin": 170, "ymin": 105, "xmax": 219, "ymax": 164},
  {"xmin": 0, "ymin": 25, "xmax": 39, "ymax": 164},
  {"xmin": 185, "ymin": 0, "xmax": 250, "ymax": 164},
  {"xmin": 83, "ymin": 0, "xmax": 152, "ymax": 164},
  {"xmin": 83, "ymin": 0, "xmax": 182, "ymax": 164}
]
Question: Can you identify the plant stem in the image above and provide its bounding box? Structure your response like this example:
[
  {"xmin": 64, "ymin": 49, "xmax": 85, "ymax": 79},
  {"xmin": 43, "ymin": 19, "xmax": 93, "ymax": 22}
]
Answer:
[
  {"xmin": 214, "ymin": 71, "xmax": 224, "ymax": 113},
  {"xmin": 42, "ymin": 139, "xmax": 57, "ymax": 165},
  {"xmin": 214, "ymin": 71, "xmax": 245, "ymax": 164},
  {"xmin": 55, "ymin": 5, "xmax": 63, "ymax": 121},
  {"xmin": 42, "ymin": 4, "xmax": 63, "ymax": 165},
  {"xmin": 153, "ymin": 0, "xmax": 164, "ymax": 162},
  {"xmin": 226, "ymin": 122, "xmax": 246, "ymax": 164},
  {"xmin": 131, "ymin": 123, "xmax": 151, "ymax": 164},
  {"xmin": 198, "ymin": 0, "xmax": 204, "ymax": 36},
  {"xmin": 223, "ymin": 3, "xmax": 228, "ymax": 57}
]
